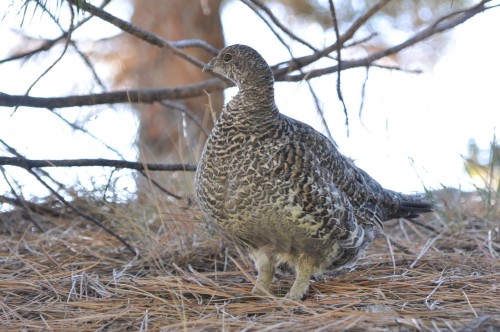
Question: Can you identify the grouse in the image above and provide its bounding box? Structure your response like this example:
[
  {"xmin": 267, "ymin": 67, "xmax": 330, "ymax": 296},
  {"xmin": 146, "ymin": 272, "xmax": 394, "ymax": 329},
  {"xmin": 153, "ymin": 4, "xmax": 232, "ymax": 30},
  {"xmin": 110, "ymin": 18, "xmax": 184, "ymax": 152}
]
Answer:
[{"xmin": 195, "ymin": 44, "xmax": 433, "ymax": 300}]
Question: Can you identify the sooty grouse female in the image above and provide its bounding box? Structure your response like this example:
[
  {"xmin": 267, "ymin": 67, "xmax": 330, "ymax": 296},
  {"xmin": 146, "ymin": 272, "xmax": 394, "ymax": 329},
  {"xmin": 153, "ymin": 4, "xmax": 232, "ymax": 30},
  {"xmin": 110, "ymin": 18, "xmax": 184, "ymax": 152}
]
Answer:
[{"xmin": 195, "ymin": 44, "xmax": 433, "ymax": 300}]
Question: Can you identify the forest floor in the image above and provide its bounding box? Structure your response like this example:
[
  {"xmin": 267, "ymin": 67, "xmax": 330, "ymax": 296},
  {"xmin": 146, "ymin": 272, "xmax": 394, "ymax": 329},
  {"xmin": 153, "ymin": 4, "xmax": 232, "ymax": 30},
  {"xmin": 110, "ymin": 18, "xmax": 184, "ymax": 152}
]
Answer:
[{"xmin": 0, "ymin": 188, "xmax": 499, "ymax": 331}]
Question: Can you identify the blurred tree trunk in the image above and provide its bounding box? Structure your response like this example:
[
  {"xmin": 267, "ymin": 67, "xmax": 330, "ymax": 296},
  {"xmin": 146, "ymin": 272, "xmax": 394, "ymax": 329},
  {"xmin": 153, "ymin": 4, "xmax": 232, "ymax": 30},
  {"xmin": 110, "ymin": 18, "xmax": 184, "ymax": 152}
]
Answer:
[{"xmin": 126, "ymin": 0, "xmax": 224, "ymax": 197}]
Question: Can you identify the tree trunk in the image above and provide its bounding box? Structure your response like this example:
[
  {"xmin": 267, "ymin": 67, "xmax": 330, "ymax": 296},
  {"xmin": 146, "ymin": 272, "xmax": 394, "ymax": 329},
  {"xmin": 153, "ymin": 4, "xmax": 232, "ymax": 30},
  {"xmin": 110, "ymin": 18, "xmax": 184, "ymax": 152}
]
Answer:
[{"xmin": 126, "ymin": 0, "xmax": 224, "ymax": 197}]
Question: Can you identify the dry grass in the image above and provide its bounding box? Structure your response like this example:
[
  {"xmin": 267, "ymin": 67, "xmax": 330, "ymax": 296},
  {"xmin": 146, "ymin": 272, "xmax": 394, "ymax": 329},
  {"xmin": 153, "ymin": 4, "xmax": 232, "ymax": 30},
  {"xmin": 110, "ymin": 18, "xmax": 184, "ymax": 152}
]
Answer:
[{"xmin": 1, "ymin": 189, "xmax": 499, "ymax": 331}]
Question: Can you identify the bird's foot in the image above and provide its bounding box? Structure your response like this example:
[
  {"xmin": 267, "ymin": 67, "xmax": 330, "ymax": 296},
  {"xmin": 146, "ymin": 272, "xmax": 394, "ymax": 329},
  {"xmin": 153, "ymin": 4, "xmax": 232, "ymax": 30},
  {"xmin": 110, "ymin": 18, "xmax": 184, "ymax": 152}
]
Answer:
[{"xmin": 284, "ymin": 291, "xmax": 306, "ymax": 301}]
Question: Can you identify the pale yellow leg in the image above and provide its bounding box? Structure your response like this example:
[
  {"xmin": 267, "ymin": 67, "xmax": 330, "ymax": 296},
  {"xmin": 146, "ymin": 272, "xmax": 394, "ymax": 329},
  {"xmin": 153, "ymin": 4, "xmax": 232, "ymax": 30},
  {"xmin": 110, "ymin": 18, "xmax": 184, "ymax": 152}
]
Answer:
[
  {"xmin": 250, "ymin": 250, "xmax": 276, "ymax": 295},
  {"xmin": 286, "ymin": 261, "xmax": 314, "ymax": 300}
]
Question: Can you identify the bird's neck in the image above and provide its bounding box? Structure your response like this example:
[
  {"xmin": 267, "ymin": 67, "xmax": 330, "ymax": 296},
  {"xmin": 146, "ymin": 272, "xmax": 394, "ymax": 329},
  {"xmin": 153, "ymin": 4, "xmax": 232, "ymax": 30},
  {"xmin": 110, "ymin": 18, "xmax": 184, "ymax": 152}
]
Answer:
[
  {"xmin": 221, "ymin": 85, "xmax": 279, "ymax": 133},
  {"xmin": 237, "ymin": 83, "xmax": 276, "ymax": 106},
  {"xmin": 231, "ymin": 84, "xmax": 277, "ymax": 112},
  {"xmin": 233, "ymin": 70, "xmax": 277, "ymax": 111}
]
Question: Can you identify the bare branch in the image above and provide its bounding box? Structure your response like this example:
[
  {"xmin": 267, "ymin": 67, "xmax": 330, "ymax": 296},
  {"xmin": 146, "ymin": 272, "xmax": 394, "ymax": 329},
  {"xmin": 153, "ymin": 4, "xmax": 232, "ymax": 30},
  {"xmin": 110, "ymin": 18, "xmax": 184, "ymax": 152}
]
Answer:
[
  {"xmin": 0, "ymin": 79, "xmax": 227, "ymax": 108},
  {"xmin": 0, "ymin": 157, "xmax": 197, "ymax": 172}
]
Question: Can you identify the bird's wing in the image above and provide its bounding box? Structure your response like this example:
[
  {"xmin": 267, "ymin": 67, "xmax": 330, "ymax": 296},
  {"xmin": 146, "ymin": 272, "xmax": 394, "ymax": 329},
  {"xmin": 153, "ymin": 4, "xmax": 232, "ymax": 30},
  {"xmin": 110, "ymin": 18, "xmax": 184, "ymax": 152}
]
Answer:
[
  {"xmin": 283, "ymin": 115, "xmax": 392, "ymax": 228},
  {"xmin": 265, "ymin": 134, "xmax": 366, "ymax": 250}
]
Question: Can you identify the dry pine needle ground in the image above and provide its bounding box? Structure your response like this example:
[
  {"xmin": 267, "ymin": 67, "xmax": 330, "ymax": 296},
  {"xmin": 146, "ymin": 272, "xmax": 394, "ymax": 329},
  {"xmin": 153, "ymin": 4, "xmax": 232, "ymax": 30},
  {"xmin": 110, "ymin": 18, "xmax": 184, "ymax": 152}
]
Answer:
[{"xmin": 0, "ymin": 189, "xmax": 499, "ymax": 331}]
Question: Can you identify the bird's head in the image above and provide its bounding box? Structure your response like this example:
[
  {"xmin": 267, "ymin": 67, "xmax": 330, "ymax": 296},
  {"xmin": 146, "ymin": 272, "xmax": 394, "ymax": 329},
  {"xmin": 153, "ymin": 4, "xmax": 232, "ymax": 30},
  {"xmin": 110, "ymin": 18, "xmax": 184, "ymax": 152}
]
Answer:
[{"xmin": 203, "ymin": 44, "xmax": 274, "ymax": 89}]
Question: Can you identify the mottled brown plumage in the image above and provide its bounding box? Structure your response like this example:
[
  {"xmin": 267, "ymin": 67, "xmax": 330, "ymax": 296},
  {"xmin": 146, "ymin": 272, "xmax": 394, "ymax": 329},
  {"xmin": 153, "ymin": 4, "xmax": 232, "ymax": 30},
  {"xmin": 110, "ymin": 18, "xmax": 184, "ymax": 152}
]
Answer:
[{"xmin": 195, "ymin": 44, "xmax": 433, "ymax": 300}]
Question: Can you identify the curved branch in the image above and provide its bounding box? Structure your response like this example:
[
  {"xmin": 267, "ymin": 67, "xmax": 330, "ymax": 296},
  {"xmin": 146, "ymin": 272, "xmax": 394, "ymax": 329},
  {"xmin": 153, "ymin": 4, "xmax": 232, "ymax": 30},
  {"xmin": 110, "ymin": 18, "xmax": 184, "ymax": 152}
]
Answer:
[{"xmin": 65, "ymin": 0, "xmax": 208, "ymax": 69}]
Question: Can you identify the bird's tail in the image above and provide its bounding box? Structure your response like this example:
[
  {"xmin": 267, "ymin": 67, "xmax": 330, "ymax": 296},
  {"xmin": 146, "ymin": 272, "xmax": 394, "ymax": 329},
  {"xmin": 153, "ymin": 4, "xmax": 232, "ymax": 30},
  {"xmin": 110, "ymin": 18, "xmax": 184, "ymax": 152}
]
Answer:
[
  {"xmin": 398, "ymin": 199, "xmax": 434, "ymax": 219},
  {"xmin": 385, "ymin": 192, "xmax": 434, "ymax": 220}
]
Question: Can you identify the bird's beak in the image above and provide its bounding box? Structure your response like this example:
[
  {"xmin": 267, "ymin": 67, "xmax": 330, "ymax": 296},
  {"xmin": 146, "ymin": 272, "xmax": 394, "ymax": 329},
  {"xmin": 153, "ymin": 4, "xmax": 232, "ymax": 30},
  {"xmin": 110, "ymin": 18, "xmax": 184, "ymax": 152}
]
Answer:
[{"xmin": 202, "ymin": 59, "xmax": 215, "ymax": 72}]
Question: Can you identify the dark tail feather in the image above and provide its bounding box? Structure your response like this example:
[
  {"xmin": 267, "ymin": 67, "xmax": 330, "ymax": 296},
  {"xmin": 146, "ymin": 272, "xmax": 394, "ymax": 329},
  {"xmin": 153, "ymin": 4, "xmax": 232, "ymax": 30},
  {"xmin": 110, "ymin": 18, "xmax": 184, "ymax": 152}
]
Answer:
[{"xmin": 398, "ymin": 200, "xmax": 434, "ymax": 219}]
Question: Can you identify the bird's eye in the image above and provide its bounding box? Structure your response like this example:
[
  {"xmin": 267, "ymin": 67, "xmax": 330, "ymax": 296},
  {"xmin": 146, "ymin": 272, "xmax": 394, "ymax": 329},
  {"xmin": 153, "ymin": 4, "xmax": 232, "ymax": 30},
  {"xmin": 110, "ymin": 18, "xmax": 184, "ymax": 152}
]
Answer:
[{"xmin": 223, "ymin": 53, "xmax": 233, "ymax": 62}]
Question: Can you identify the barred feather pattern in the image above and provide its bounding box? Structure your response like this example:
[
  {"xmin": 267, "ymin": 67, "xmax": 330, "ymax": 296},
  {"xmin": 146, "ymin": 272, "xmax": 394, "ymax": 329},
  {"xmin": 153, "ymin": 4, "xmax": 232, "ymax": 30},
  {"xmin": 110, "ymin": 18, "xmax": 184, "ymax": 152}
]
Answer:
[{"xmin": 195, "ymin": 44, "xmax": 432, "ymax": 300}]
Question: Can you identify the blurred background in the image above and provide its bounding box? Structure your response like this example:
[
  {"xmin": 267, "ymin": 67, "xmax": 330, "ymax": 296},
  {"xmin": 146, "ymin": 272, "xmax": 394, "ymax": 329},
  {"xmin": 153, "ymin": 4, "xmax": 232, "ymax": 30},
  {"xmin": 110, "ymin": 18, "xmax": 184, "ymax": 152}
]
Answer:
[{"xmin": 0, "ymin": 0, "xmax": 499, "ymax": 205}]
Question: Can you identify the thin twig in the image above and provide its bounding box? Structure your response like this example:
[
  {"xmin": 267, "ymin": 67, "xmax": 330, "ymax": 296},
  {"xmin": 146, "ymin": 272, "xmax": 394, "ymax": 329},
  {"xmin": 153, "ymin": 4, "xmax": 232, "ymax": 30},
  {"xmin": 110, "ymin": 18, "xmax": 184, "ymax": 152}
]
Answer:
[
  {"xmin": 137, "ymin": 170, "xmax": 184, "ymax": 200},
  {"xmin": 328, "ymin": 0, "xmax": 349, "ymax": 134},
  {"xmin": 24, "ymin": 166, "xmax": 137, "ymax": 256},
  {"xmin": 358, "ymin": 66, "xmax": 369, "ymax": 127},
  {"xmin": 46, "ymin": 109, "xmax": 125, "ymax": 159},
  {"xmin": 70, "ymin": 39, "xmax": 107, "ymax": 89},
  {"xmin": 285, "ymin": 1, "xmax": 494, "ymax": 81},
  {"xmin": 0, "ymin": 167, "xmax": 45, "ymax": 232},
  {"xmin": 245, "ymin": 0, "xmax": 327, "ymax": 57},
  {"xmin": 159, "ymin": 100, "xmax": 211, "ymax": 137},
  {"xmin": 343, "ymin": 32, "xmax": 378, "ymax": 48},
  {"xmin": 273, "ymin": 0, "xmax": 393, "ymax": 79},
  {"xmin": 0, "ymin": 0, "xmax": 113, "ymax": 65},
  {"xmin": 0, "ymin": 194, "xmax": 62, "ymax": 217},
  {"xmin": 13, "ymin": 1, "xmax": 75, "ymax": 115},
  {"xmin": 65, "ymin": 0, "xmax": 210, "ymax": 70},
  {"xmin": 171, "ymin": 39, "xmax": 220, "ymax": 56}
]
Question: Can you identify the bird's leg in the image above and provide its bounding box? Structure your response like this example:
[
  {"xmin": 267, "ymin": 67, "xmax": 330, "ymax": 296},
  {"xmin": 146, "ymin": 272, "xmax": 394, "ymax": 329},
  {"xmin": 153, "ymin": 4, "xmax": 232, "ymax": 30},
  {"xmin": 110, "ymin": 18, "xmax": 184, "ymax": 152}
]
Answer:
[
  {"xmin": 250, "ymin": 249, "xmax": 276, "ymax": 295},
  {"xmin": 286, "ymin": 261, "xmax": 314, "ymax": 300}
]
